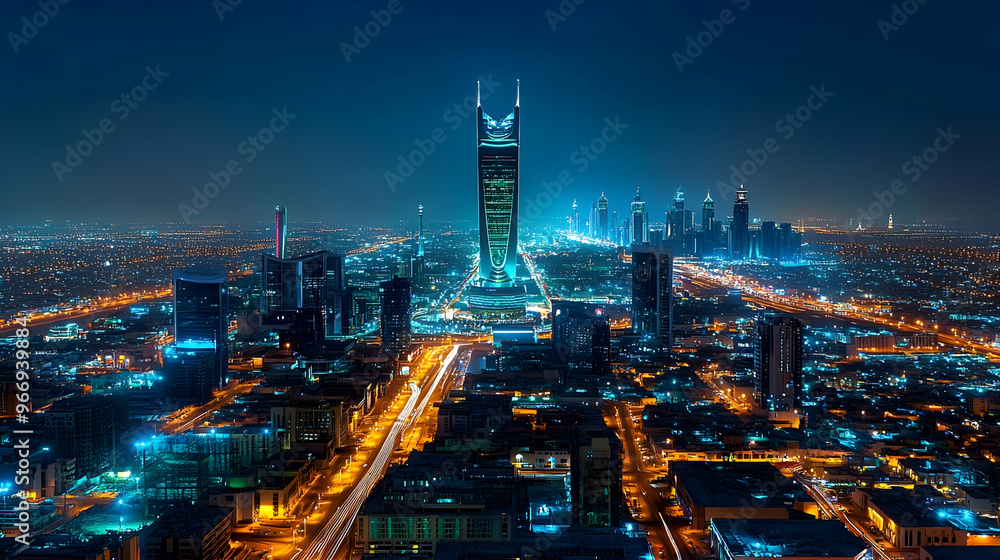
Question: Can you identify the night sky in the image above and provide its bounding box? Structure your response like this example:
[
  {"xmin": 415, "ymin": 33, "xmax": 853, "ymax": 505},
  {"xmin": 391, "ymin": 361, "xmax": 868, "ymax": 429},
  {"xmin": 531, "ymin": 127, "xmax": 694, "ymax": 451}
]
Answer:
[{"xmin": 3, "ymin": 0, "xmax": 997, "ymax": 226}]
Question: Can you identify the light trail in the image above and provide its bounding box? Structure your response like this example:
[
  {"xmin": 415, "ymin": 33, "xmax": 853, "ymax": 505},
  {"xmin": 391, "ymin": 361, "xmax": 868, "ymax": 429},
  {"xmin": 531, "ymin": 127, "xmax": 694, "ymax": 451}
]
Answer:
[{"xmin": 299, "ymin": 345, "xmax": 461, "ymax": 559}]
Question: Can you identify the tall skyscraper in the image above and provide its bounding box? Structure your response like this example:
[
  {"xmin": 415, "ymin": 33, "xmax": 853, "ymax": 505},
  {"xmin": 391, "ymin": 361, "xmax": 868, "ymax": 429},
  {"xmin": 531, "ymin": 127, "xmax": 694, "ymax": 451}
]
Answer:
[
  {"xmin": 729, "ymin": 185, "xmax": 750, "ymax": 260},
  {"xmin": 631, "ymin": 245, "xmax": 673, "ymax": 351},
  {"xmin": 760, "ymin": 221, "xmax": 780, "ymax": 260},
  {"xmin": 417, "ymin": 204, "xmax": 425, "ymax": 257},
  {"xmin": 597, "ymin": 193, "xmax": 609, "ymax": 241},
  {"xmin": 411, "ymin": 205, "xmax": 426, "ymax": 285},
  {"xmin": 172, "ymin": 268, "xmax": 228, "ymax": 391},
  {"xmin": 754, "ymin": 313, "xmax": 803, "ymax": 411},
  {"xmin": 469, "ymin": 80, "xmax": 526, "ymax": 315},
  {"xmin": 888, "ymin": 213, "xmax": 894, "ymax": 230},
  {"xmin": 571, "ymin": 199, "xmax": 580, "ymax": 234},
  {"xmin": 379, "ymin": 275, "xmax": 412, "ymax": 357},
  {"xmin": 631, "ymin": 187, "xmax": 648, "ymax": 245},
  {"xmin": 701, "ymin": 190, "xmax": 715, "ymax": 235},
  {"xmin": 610, "ymin": 210, "xmax": 618, "ymax": 244},
  {"xmin": 275, "ymin": 206, "xmax": 287, "ymax": 259}
]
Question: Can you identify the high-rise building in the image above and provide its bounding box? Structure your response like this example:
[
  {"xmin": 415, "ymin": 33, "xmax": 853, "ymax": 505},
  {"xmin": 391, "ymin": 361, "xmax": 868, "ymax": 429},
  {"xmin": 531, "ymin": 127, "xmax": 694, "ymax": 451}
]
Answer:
[
  {"xmin": 888, "ymin": 213, "xmax": 894, "ymax": 230},
  {"xmin": 43, "ymin": 395, "xmax": 129, "ymax": 478},
  {"xmin": 701, "ymin": 190, "xmax": 715, "ymax": 235},
  {"xmin": 469, "ymin": 80, "xmax": 526, "ymax": 315},
  {"xmin": 571, "ymin": 199, "xmax": 581, "ymax": 234},
  {"xmin": 597, "ymin": 193, "xmax": 609, "ymax": 241},
  {"xmin": 552, "ymin": 300, "xmax": 611, "ymax": 373},
  {"xmin": 417, "ymin": 204, "xmax": 425, "ymax": 258},
  {"xmin": 760, "ymin": 221, "xmax": 780, "ymax": 260},
  {"xmin": 163, "ymin": 341, "xmax": 218, "ymax": 402},
  {"xmin": 631, "ymin": 187, "xmax": 649, "ymax": 245},
  {"xmin": 275, "ymin": 206, "xmax": 287, "ymax": 259},
  {"xmin": 261, "ymin": 251, "xmax": 353, "ymax": 339},
  {"xmin": 754, "ymin": 313, "xmax": 803, "ymax": 411},
  {"xmin": 411, "ymin": 205, "xmax": 426, "ymax": 286},
  {"xmin": 379, "ymin": 275, "xmax": 412, "ymax": 357},
  {"xmin": 631, "ymin": 245, "xmax": 673, "ymax": 351},
  {"xmin": 173, "ymin": 268, "xmax": 228, "ymax": 391},
  {"xmin": 729, "ymin": 185, "xmax": 750, "ymax": 260},
  {"xmin": 699, "ymin": 190, "xmax": 717, "ymax": 255},
  {"xmin": 610, "ymin": 210, "xmax": 618, "ymax": 243},
  {"xmin": 571, "ymin": 426, "xmax": 622, "ymax": 528}
]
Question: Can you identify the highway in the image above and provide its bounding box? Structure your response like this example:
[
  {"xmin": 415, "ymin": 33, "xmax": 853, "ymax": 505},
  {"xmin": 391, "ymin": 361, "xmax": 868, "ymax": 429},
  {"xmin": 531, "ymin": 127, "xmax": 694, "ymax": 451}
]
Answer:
[
  {"xmin": 676, "ymin": 264, "xmax": 1000, "ymax": 360},
  {"xmin": 606, "ymin": 403, "xmax": 688, "ymax": 560},
  {"xmin": 235, "ymin": 343, "xmax": 463, "ymax": 560}
]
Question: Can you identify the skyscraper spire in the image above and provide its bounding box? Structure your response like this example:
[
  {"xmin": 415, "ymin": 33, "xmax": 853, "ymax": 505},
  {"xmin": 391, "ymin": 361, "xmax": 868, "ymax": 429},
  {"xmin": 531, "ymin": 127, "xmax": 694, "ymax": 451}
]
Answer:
[
  {"xmin": 704, "ymin": 189, "xmax": 713, "ymax": 203},
  {"xmin": 477, "ymin": 80, "xmax": 481, "ymax": 107},
  {"xmin": 515, "ymin": 78, "xmax": 520, "ymax": 107}
]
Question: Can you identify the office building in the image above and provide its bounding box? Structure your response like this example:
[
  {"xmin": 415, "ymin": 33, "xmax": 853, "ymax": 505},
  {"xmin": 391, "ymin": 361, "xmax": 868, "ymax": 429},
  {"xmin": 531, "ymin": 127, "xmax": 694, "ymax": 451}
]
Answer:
[
  {"xmin": 631, "ymin": 187, "xmax": 649, "ymax": 245},
  {"xmin": 163, "ymin": 341, "xmax": 218, "ymax": 402},
  {"xmin": 261, "ymin": 251, "xmax": 354, "ymax": 340},
  {"xmin": 597, "ymin": 193, "xmax": 609, "ymax": 240},
  {"xmin": 754, "ymin": 313, "xmax": 803, "ymax": 411},
  {"xmin": 173, "ymin": 268, "xmax": 228, "ymax": 391},
  {"xmin": 631, "ymin": 245, "xmax": 674, "ymax": 350},
  {"xmin": 551, "ymin": 300, "xmax": 611, "ymax": 374},
  {"xmin": 469, "ymin": 80, "xmax": 526, "ymax": 315},
  {"xmin": 571, "ymin": 426, "xmax": 622, "ymax": 528},
  {"xmin": 729, "ymin": 185, "xmax": 750, "ymax": 260},
  {"xmin": 43, "ymin": 395, "xmax": 129, "ymax": 478},
  {"xmin": 379, "ymin": 275, "xmax": 411, "ymax": 356}
]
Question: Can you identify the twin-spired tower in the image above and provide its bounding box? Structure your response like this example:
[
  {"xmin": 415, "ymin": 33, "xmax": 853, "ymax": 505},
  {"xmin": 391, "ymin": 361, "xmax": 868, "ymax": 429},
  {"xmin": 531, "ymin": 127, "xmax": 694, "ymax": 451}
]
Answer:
[{"xmin": 468, "ymin": 80, "xmax": 526, "ymax": 316}]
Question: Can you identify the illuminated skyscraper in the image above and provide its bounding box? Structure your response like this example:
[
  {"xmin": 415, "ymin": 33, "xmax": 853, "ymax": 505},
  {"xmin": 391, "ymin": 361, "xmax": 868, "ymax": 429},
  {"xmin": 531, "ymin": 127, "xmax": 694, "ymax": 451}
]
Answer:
[
  {"xmin": 261, "ymin": 251, "xmax": 353, "ymax": 340},
  {"xmin": 275, "ymin": 206, "xmax": 287, "ymax": 259},
  {"xmin": 597, "ymin": 193, "xmax": 609, "ymax": 240},
  {"xmin": 631, "ymin": 187, "xmax": 648, "ymax": 244},
  {"xmin": 552, "ymin": 300, "xmax": 611, "ymax": 374},
  {"xmin": 411, "ymin": 205, "xmax": 425, "ymax": 284},
  {"xmin": 417, "ymin": 205, "xmax": 425, "ymax": 257},
  {"xmin": 631, "ymin": 245, "xmax": 673, "ymax": 351},
  {"xmin": 729, "ymin": 185, "xmax": 750, "ymax": 260},
  {"xmin": 469, "ymin": 80, "xmax": 526, "ymax": 315},
  {"xmin": 701, "ymin": 190, "xmax": 715, "ymax": 234},
  {"xmin": 172, "ymin": 268, "xmax": 228, "ymax": 393},
  {"xmin": 754, "ymin": 313, "xmax": 803, "ymax": 411},
  {"xmin": 571, "ymin": 199, "xmax": 580, "ymax": 234}
]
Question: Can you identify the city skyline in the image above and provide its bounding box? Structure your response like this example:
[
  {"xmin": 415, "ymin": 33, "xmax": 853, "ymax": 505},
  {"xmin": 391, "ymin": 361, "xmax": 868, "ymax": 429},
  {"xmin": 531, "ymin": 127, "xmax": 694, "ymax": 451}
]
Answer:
[
  {"xmin": 6, "ymin": 3, "xmax": 1000, "ymax": 560},
  {"xmin": 3, "ymin": 1, "xmax": 998, "ymax": 226}
]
